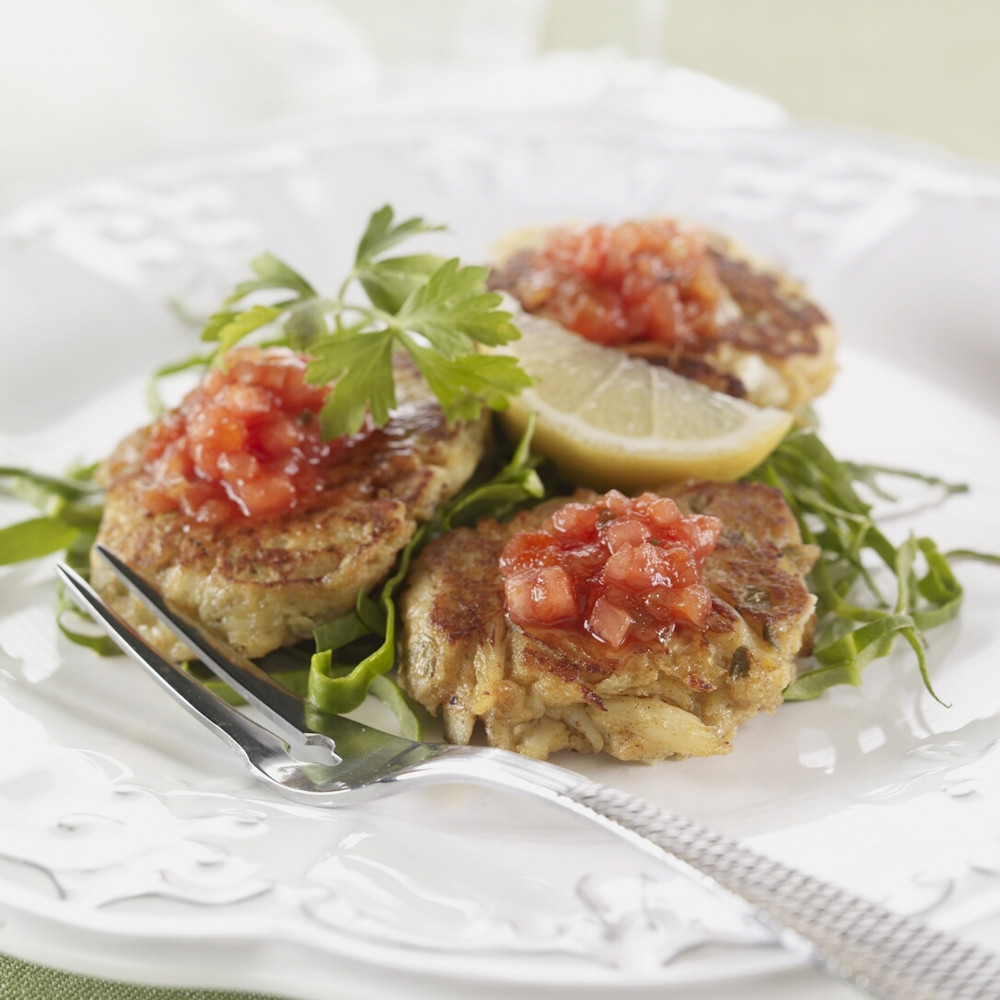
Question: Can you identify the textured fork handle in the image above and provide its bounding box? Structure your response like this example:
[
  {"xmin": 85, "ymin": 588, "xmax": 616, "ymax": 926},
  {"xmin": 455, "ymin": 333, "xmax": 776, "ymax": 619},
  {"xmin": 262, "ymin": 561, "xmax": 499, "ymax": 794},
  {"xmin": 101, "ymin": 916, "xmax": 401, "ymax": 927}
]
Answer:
[{"xmin": 566, "ymin": 780, "xmax": 1000, "ymax": 1000}]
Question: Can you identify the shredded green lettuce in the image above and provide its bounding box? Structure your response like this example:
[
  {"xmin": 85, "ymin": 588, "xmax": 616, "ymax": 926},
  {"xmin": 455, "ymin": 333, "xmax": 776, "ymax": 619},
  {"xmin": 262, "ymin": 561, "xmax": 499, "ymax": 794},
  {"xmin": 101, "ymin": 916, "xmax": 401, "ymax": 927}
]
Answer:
[
  {"xmin": 0, "ymin": 465, "xmax": 117, "ymax": 655},
  {"xmin": 748, "ymin": 429, "xmax": 986, "ymax": 702},
  {"xmin": 307, "ymin": 416, "xmax": 544, "ymax": 732},
  {"xmin": 0, "ymin": 515, "xmax": 78, "ymax": 565}
]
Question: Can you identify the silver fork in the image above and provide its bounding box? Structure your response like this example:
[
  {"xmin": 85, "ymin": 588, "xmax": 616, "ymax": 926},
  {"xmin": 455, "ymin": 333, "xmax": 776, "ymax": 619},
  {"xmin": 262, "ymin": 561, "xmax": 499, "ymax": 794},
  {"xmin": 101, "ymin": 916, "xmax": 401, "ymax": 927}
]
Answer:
[{"xmin": 57, "ymin": 546, "xmax": 1000, "ymax": 1000}]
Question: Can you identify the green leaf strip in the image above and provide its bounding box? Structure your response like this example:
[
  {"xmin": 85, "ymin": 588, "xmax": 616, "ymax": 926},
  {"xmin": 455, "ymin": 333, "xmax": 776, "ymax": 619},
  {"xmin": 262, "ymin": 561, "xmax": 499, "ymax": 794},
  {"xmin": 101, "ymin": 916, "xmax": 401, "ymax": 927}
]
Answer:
[
  {"xmin": 0, "ymin": 517, "xmax": 78, "ymax": 565},
  {"xmin": 751, "ymin": 429, "xmax": 980, "ymax": 702},
  {"xmin": 306, "ymin": 419, "xmax": 542, "ymax": 716}
]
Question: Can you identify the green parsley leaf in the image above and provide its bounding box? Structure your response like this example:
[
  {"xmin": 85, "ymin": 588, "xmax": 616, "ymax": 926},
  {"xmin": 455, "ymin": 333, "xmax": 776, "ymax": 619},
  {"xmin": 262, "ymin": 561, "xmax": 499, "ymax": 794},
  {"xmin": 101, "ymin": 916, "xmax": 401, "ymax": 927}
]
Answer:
[
  {"xmin": 0, "ymin": 466, "xmax": 100, "ymax": 507},
  {"xmin": 354, "ymin": 205, "xmax": 444, "ymax": 269},
  {"xmin": 309, "ymin": 327, "xmax": 397, "ymax": 437},
  {"xmin": 396, "ymin": 259, "xmax": 520, "ymax": 351},
  {"xmin": 203, "ymin": 303, "xmax": 283, "ymax": 354},
  {"xmin": 359, "ymin": 253, "xmax": 444, "ymax": 314},
  {"xmin": 186, "ymin": 206, "xmax": 530, "ymax": 436},
  {"xmin": 224, "ymin": 252, "xmax": 317, "ymax": 306},
  {"xmin": 405, "ymin": 338, "xmax": 533, "ymax": 423},
  {"xmin": 283, "ymin": 298, "xmax": 331, "ymax": 350}
]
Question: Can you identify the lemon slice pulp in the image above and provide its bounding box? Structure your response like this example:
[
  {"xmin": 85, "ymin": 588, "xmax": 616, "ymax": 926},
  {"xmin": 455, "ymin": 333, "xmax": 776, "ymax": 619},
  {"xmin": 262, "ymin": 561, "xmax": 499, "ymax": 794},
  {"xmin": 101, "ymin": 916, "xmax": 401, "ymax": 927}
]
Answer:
[{"xmin": 497, "ymin": 309, "xmax": 793, "ymax": 491}]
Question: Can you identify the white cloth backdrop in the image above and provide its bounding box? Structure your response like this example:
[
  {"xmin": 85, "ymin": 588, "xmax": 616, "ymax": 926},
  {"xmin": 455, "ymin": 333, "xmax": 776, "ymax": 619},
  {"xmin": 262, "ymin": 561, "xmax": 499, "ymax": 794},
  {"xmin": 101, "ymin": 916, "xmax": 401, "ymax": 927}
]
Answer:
[{"xmin": 0, "ymin": 0, "xmax": 786, "ymax": 209}]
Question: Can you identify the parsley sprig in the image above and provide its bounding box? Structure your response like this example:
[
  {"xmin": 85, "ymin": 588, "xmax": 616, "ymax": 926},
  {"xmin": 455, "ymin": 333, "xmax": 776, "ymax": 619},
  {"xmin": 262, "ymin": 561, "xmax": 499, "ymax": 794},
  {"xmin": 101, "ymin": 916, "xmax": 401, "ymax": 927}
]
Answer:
[{"xmin": 198, "ymin": 205, "xmax": 532, "ymax": 438}]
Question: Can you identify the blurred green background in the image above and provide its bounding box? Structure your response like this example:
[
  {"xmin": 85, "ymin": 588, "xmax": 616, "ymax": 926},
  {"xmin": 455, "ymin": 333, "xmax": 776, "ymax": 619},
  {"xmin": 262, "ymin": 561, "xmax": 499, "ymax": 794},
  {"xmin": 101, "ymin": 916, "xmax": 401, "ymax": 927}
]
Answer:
[
  {"xmin": 343, "ymin": 0, "xmax": 998, "ymax": 162},
  {"xmin": 555, "ymin": 0, "xmax": 998, "ymax": 161}
]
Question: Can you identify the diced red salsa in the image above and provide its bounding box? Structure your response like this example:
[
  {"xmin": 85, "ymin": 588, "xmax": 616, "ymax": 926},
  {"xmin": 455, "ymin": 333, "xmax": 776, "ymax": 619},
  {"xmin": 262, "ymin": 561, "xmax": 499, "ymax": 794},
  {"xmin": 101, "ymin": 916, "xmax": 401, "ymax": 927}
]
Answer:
[
  {"xmin": 499, "ymin": 490, "xmax": 722, "ymax": 647},
  {"xmin": 140, "ymin": 348, "xmax": 352, "ymax": 523},
  {"xmin": 504, "ymin": 219, "xmax": 723, "ymax": 348}
]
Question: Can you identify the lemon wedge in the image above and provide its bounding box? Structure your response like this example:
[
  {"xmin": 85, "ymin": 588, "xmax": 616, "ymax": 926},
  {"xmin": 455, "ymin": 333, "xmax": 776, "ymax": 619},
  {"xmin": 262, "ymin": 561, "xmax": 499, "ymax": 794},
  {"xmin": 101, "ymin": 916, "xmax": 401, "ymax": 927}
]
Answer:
[{"xmin": 497, "ymin": 308, "xmax": 794, "ymax": 491}]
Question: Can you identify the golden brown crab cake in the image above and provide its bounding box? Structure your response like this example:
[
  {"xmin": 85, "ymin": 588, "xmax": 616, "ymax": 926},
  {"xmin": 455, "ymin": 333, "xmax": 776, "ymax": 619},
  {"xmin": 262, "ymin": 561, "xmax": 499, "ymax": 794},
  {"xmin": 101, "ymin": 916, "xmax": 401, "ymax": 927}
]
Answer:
[
  {"xmin": 488, "ymin": 220, "xmax": 837, "ymax": 414},
  {"xmin": 399, "ymin": 480, "xmax": 818, "ymax": 762},
  {"xmin": 92, "ymin": 352, "xmax": 489, "ymax": 662}
]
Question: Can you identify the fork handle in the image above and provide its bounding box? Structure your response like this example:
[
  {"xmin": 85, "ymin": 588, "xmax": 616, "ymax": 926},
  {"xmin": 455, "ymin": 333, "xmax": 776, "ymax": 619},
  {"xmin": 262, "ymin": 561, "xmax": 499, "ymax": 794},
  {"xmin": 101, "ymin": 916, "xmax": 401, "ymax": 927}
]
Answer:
[
  {"xmin": 424, "ymin": 748, "xmax": 1000, "ymax": 999},
  {"xmin": 564, "ymin": 776, "xmax": 999, "ymax": 1000}
]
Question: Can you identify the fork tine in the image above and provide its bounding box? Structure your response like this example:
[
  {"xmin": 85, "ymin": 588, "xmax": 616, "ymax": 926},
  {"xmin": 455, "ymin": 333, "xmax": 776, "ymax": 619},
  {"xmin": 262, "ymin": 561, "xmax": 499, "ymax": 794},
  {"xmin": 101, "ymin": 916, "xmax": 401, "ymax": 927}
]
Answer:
[
  {"xmin": 91, "ymin": 544, "xmax": 340, "ymax": 766},
  {"xmin": 55, "ymin": 561, "xmax": 300, "ymax": 768}
]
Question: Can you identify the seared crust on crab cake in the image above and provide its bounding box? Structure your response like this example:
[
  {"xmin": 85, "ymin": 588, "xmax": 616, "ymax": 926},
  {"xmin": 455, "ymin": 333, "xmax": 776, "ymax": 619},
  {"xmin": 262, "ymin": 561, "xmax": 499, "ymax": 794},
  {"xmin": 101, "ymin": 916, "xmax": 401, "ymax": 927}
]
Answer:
[
  {"xmin": 92, "ymin": 358, "xmax": 489, "ymax": 662},
  {"xmin": 489, "ymin": 225, "xmax": 837, "ymax": 413},
  {"xmin": 696, "ymin": 233, "xmax": 837, "ymax": 411},
  {"xmin": 399, "ymin": 481, "xmax": 818, "ymax": 762}
]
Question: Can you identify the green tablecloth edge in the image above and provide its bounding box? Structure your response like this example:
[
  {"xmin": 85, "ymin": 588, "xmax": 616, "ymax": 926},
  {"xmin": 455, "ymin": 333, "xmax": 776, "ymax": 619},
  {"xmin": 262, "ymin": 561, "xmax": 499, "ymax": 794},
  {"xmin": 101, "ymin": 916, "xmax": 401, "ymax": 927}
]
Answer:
[{"xmin": 0, "ymin": 951, "xmax": 283, "ymax": 1000}]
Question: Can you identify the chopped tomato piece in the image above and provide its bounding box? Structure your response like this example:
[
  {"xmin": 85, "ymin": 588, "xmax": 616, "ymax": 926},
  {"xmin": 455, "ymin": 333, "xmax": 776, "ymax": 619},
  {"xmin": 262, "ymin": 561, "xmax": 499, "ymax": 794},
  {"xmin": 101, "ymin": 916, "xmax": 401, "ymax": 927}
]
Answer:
[
  {"xmin": 645, "ymin": 496, "xmax": 681, "ymax": 529},
  {"xmin": 666, "ymin": 515, "xmax": 723, "ymax": 559},
  {"xmin": 561, "ymin": 542, "xmax": 608, "ymax": 580},
  {"xmin": 498, "ymin": 529, "xmax": 561, "ymax": 576},
  {"xmin": 601, "ymin": 544, "xmax": 638, "ymax": 586},
  {"xmin": 576, "ymin": 225, "xmax": 609, "ymax": 278},
  {"xmin": 603, "ymin": 489, "xmax": 630, "ymax": 517},
  {"xmin": 177, "ymin": 480, "xmax": 221, "ymax": 520},
  {"xmin": 216, "ymin": 382, "xmax": 271, "ymax": 417},
  {"xmin": 654, "ymin": 544, "xmax": 700, "ymax": 587},
  {"xmin": 254, "ymin": 413, "xmax": 306, "ymax": 457},
  {"xmin": 497, "ymin": 219, "xmax": 724, "ymax": 348},
  {"xmin": 499, "ymin": 489, "xmax": 722, "ymax": 647},
  {"xmin": 140, "ymin": 487, "xmax": 179, "ymax": 516},
  {"xmin": 644, "ymin": 584, "xmax": 713, "ymax": 629},
  {"xmin": 550, "ymin": 502, "xmax": 599, "ymax": 539},
  {"xmin": 603, "ymin": 518, "xmax": 647, "ymax": 553},
  {"xmin": 216, "ymin": 450, "xmax": 260, "ymax": 484},
  {"xmin": 505, "ymin": 565, "xmax": 578, "ymax": 625},
  {"xmin": 586, "ymin": 597, "xmax": 634, "ymax": 647},
  {"xmin": 230, "ymin": 473, "xmax": 297, "ymax": 519},
  {"xmin": 138, "ymin": 347, "xmax": 357, "ymax": 523}
]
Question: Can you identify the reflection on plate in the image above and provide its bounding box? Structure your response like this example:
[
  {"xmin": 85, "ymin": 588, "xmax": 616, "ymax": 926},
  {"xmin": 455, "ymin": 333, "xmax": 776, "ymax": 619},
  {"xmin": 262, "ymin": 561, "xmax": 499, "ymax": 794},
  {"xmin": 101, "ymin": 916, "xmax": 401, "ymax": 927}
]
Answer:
[{"xmin": 1, "ymin": 113, "xmax": 999, "ymax": 1000}]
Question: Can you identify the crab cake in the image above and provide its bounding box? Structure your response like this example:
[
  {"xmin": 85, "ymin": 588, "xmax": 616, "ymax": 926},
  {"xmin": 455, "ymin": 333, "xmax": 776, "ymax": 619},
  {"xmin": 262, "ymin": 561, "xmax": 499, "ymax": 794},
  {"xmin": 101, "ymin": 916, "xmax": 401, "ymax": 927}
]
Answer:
[
  {"xmin": 488, "ymin": 219, "xmax": 837, "ymax": 413},
  {"xmin": 399, "ymin": 481, "xmax": 817, "ymax": 762},
  {"xmin": 92, "ymin": 349, "xmax": 489, "ymax": 662}
]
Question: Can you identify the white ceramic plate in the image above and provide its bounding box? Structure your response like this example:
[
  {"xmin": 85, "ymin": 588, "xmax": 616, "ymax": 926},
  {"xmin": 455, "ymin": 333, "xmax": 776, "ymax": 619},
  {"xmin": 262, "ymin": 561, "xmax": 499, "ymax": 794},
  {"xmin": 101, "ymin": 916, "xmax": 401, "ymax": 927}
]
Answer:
[{"xmin": 1, "ymin": 112, "xmax": 999, "ymax": 1000}]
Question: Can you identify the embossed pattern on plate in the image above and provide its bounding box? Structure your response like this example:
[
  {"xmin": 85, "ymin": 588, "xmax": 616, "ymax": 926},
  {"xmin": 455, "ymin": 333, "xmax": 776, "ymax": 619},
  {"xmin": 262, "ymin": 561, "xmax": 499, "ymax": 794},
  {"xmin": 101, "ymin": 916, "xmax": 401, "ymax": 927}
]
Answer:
[{"xmin": 1, "ymin": 112, "xmax": 999, "ymax": 999}]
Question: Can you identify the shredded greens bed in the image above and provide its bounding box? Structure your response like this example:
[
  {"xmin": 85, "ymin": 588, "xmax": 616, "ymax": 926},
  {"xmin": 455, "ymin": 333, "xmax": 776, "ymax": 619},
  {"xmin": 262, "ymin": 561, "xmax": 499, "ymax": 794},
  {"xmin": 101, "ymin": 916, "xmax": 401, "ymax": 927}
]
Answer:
[
  {"xmin": 748, "ymin": 431, "xmax": 998, "ymax": 702},
  {"xmin": 1, "ymin": 205, "xmax": 996, "ymax": 735}
]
